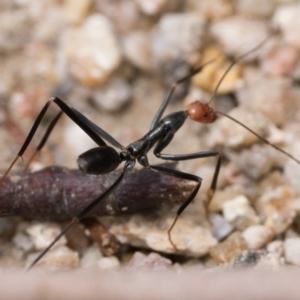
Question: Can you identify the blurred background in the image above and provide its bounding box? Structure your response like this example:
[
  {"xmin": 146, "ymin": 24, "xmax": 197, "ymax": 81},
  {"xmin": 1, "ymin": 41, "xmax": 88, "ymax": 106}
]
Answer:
[{"xmin": 1, "ymin": 0, "xmax": 300, "ymax": 273}]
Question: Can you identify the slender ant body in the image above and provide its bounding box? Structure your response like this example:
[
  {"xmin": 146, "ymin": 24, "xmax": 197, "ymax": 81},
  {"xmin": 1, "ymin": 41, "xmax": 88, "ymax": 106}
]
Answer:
[{"xmin": 1, "ymin": 31, "xmax": 300, "ymax": 270}]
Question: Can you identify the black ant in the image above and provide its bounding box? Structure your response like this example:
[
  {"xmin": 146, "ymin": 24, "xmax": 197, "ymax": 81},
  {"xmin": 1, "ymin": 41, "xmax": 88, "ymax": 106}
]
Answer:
[{"xmin": 1, "ymin": 32, "xmax": 299, "ymax": 270}]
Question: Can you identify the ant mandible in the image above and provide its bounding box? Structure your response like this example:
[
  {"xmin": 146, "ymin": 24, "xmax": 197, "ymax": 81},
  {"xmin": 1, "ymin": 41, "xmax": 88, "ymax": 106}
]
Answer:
[{"xmin": 1, "ymin": 31, "xmax": 299, "ymax": 270}]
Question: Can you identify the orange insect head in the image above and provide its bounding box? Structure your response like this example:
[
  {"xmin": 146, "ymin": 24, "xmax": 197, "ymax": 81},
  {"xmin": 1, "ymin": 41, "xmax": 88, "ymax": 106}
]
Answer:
[{"xmin": 185, "ymin": 101, "xmax": 217, "ymax": 124}]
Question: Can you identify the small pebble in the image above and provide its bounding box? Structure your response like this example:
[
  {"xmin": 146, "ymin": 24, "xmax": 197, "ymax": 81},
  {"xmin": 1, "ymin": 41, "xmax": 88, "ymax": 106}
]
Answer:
[
  {"xmin": 186, "ymin": 0, "xmax": 234, "ymax": 20},
  {"xmin": 237, "ymin": 68, "xmax": 297, "ymax": 126},
  {"xmin": 258, "ymin": 186, "xmax": 296, "ymax": 235},
  {"xmin": 242, "ymin": 225, "xmax": 274, "ymax": 249},
  {"xmin": 209, "ymin": 213, "xmax": 234, "ymax": 241},
  {"xmin": 28, "ymin": 245, "xmax": 79, "ymax": 270},
  {"xmin": 97, "ymin": 256, "xmax": 120, "ymax": 270},
  {"xmin": 209, "ymin": 231, "xmax": 248, "ymax": 264},
  {"xmin": 236, "ymin": 0, "xmax": 275, "ymax": 18},
  {"xmin": 206, "ymin": 106, "xmax": 271, "ymax": 148},
  {"xmin": 267, "ymin": 240, "xmax": 284, "ymax": 259},
  {"xmin": 91, "ymin": 77, "xmax": 132, "ymax": 112},
  {"xmin": 273, "ymin": 3, "xmax": 300, "ymax": 50},
  {"xmin": 235, "ymin": 144, "xmax": 278, "ymax": 180},
  {"xmin": 151, "ymin": 13, "xmax": 205, "ymax": 64},
  {"xmin": 26, "ymin": 223, "xmax": 66, "ymax": 251},
  {"xmin": 61, "ymin": 14, "xmax": 122, "ymax": 87},
  {"xmin": 95, "ymin": 0, "xmax": 140, "ymax": 33},
  {"xmin": 210, "ymin": 16, "xmax": 269, "ymax": 61},
  {"xmin": 12, "ymin": 232, "xmax": 34, "ymax": 252},
  {"xmin": 191, "ymin": 47, "xmax": 242, "ymax": 94},
  {"xmin": 233, "ymin": 249, "xmax": 283, "ymax": 270},
  {"xmin": 134, "ymin": 0, "xmax": 180, "ymax": 16},
  {"xmin": 107, "ymin": 212, "xmax": 217, "ymax": 257},
  {"xmin": 261, "ymin": 44, "xmax": 299, "ymax": 77},
  {"xmin": 122, "ymin": 30, "xmax": 155, "ymax": 73},
  {"xmin": 126, "ymin": 251, "xmax": 173, "ymax": 271},
  {"xmin": 284, "ymin": 238, "xmax": 300, "ymax": 267},
  {"xmin": 63, "ymin": 0, "xmax": 92, "ymax": 24},
  {"xmin": 80, "ymin": 244, "xmax": 103, "ymax": 268},
  {"xmin": 223, "ymin": 195, "xmax": 260, "ymax": 230}
]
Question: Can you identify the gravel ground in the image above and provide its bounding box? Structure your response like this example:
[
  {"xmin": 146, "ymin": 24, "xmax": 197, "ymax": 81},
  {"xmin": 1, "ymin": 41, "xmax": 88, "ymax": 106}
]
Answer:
[{"xmin": 1, "ymin": 0, "xmax": 300, "ymax": 280}]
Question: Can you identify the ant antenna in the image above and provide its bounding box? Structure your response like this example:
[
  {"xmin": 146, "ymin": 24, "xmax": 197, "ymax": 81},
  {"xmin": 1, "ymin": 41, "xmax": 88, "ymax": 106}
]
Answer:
[
  {"xmin": 186, "ymin": 29, "xmax": 300, "ymax": 166},
  {"xmin": 208, "ymin": 31, "xmax": 274, "ymax": 105}
]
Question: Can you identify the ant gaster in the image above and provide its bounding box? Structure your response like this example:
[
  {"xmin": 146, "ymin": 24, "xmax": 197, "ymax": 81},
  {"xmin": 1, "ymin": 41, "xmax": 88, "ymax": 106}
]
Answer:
[{"xmin": 1, "ymin": 31, "xmax": 299, "ymax": 270}]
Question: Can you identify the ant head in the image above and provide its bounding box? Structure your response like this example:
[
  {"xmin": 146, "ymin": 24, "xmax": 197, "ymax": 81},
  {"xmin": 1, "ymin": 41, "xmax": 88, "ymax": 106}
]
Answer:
[{"xmin": 185, "ymin": 101, "xmax": 217, "ymax": 124}]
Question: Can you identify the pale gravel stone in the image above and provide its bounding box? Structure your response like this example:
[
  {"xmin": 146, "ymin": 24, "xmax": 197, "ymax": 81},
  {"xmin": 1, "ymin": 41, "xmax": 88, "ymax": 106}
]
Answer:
[
  {"xmin": 273, "ymin": 3, "xmax": 300, "ymax": 50},
  {"xmin": 186, "ymin": 0, "xmax": 235, "ymax": 20},
  {"xmin": 26, "ymin": 223, "xmax": 66, "ymax": 251},
  {"xmin": 210, "ymin": 16, "xmax": 269, "ymax": 61},
  {"xmin": 63, "ymin": 0, "xmax": 92, "ymax": 24},
  {"xmin": 236, "ymin": 67, "xmax": 297, "ymax": 126},
  {"xmin": 242, "ymin": 225, "xmax": 274, "ymax": 249},
  {"xmin": 223, "ymin": 195, "xmax": 260, "ymax": 230},
  {"xmin": 258, "ymin": 186, "xmax": 296, "ymax": 235},
  {"xmin": 206, "ymin": 106, "xmax": 271, "ymax": 149},
  {"xmin": 209, "ymin": 213, "xmax": 234, "ymax": 241},
  {"xmin": 106, "ymin": 211, "xmax": 217, "ymax": 257},
  {"xmin": 151, "ymin": 13, "xmax": 205, "ymax": 64},
  {"xmin": 91, "ymin": 77, "xmax": 132, "ymax": 112},
  {"xmin": 80, "ymin": 244, "xmax": 103, "ymax": 268},
  {"xmin": 134, "ymin": 0, "xmax": 180, "ymax": 16},
  {"xmin": 126, "ymin": 252, "xmax": 173, "ymax": 271},
  {"xmin": 284, "ymin": 238, "xmax": 300, "ymax": 267},
  {"xmin": 122, "ymin": 30, "xmax": 155, "ymax": 73},
  {"xmin": 12, "ymin": 232, "xmax": 34, "ymax": 252},
  {"xmin": 61, "ymin": 14, "xmax": 122, "ymax": 87},
  {"xmin": 237, "ymin": 0, "xmax": 275, "ymax": 18},
  {"xmin": 27, "ymin": 245, "xmax": 79, "ymax": 270},
  {"xmin": 97, "ymin": 256, "xmax": 120, "ymax": 270}
]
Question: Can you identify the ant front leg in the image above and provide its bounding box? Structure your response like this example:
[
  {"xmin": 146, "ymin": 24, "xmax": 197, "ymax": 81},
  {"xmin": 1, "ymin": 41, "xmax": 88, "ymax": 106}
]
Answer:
[{"xmin": 150, "ymin": 150, "xmax": 221, "ymax": 250}]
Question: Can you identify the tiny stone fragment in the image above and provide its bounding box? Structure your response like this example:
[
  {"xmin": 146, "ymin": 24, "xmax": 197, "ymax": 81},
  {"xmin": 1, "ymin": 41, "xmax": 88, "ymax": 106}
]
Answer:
[
  {"xmin": 207, "ymin": 106, "xmax": 271, "ymax": 148},
  {"xmin": 97, "ymin": 256, "xmax": 120, "ymax": 271},
  {"xmin": 273, "ymin": 3, "xmax": 300, "ymax": 50},
  {"xmin": 126, "ymin": 251, "xmax": 173, "ymax": 271},
  {"xmin": 209, "ymin": 232, "xmax": 248, "ymax": 264},
  {"xmin": 28, "ymin": 246, "xmax": 79, "ymax": 270},
  {"xmin": 284, "ymin": 238, "xmax": 300, "ymax": 267},
  {"xmin": 122, "ymin": 30, "xmax": 155, "ymax": 73},
  {"xmin": 242, "ymin": 225, "xmax": 274, "ymax": 249},
  {"xmin": 91, "ymin": 77, "xmax": 132, "ymax": 112},
  {"xmin": 151, "ymin": 13, "xmax": 205, "ymax": 64},
  {"xmin": 61, "ymin": 14, "xmax": 122, "ymax": 87},
  {"xmin": 209, "ymin": 213, "xmax": 234, "ymax": 241},
  {"xmin": 258, "ymin": 186, "xmax": 296, "ymax": 235},
  {"xmin": 232, "ymin": 249, "xmax": 283, "ymax": 270},
  {"xmin": 134, "ymin": 0, "xmax": 180, "ymax": 16},
  {"xmin": 223, "ymin": 195, "xmax": 260, "ymax": 230},
  {"xmin": 186, "ymin": 0, "xmax": 234, "ymax": 20},
  {"xmin": 26, "ymin": 223, "xmax": 66, "ymax": 251},
  {"xmin": 210, "ymin": 16, "xmax": 268, "ymax": 61},
  {"xmin": 192, "ymin": 47, "xmax": 242, "ymax": 94},
  {"xmin": 236, "ymin": 0, "xmax": 275, "ymax": 18},
  {"xmin": 106, "ymin": 211, "xmax": 217, "ymax": 257},
  {"xmin": 80, "ymin": 244, "xmax": 103, "ymax": 268},
  {"xmin": 63, "ymin": 0, "xmax": 92, "ymax": 24}
]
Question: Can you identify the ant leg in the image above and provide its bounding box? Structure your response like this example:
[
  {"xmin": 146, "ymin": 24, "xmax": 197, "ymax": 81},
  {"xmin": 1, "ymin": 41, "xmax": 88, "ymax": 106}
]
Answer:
[
  {"xmin": 0, "ymin": 100, "xmax": 53, "ymax": 186},
  {"xmin": 0, "ymin": 97, "xmax": 125, "ymax": 185},
  {"xmin": 27, "ymin": 171, "xmax": 125, "ymax": 270},
  {"xmin": 150, "ymin": 150, "xmax": 221, "ymax": 249},
  {"xmin": 150, "ymin": 59, "xmax": 217, "ymax": 130},
  {"xmin": 24, "ymin": 111, "xmax": 63, "ymax": 172}
]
